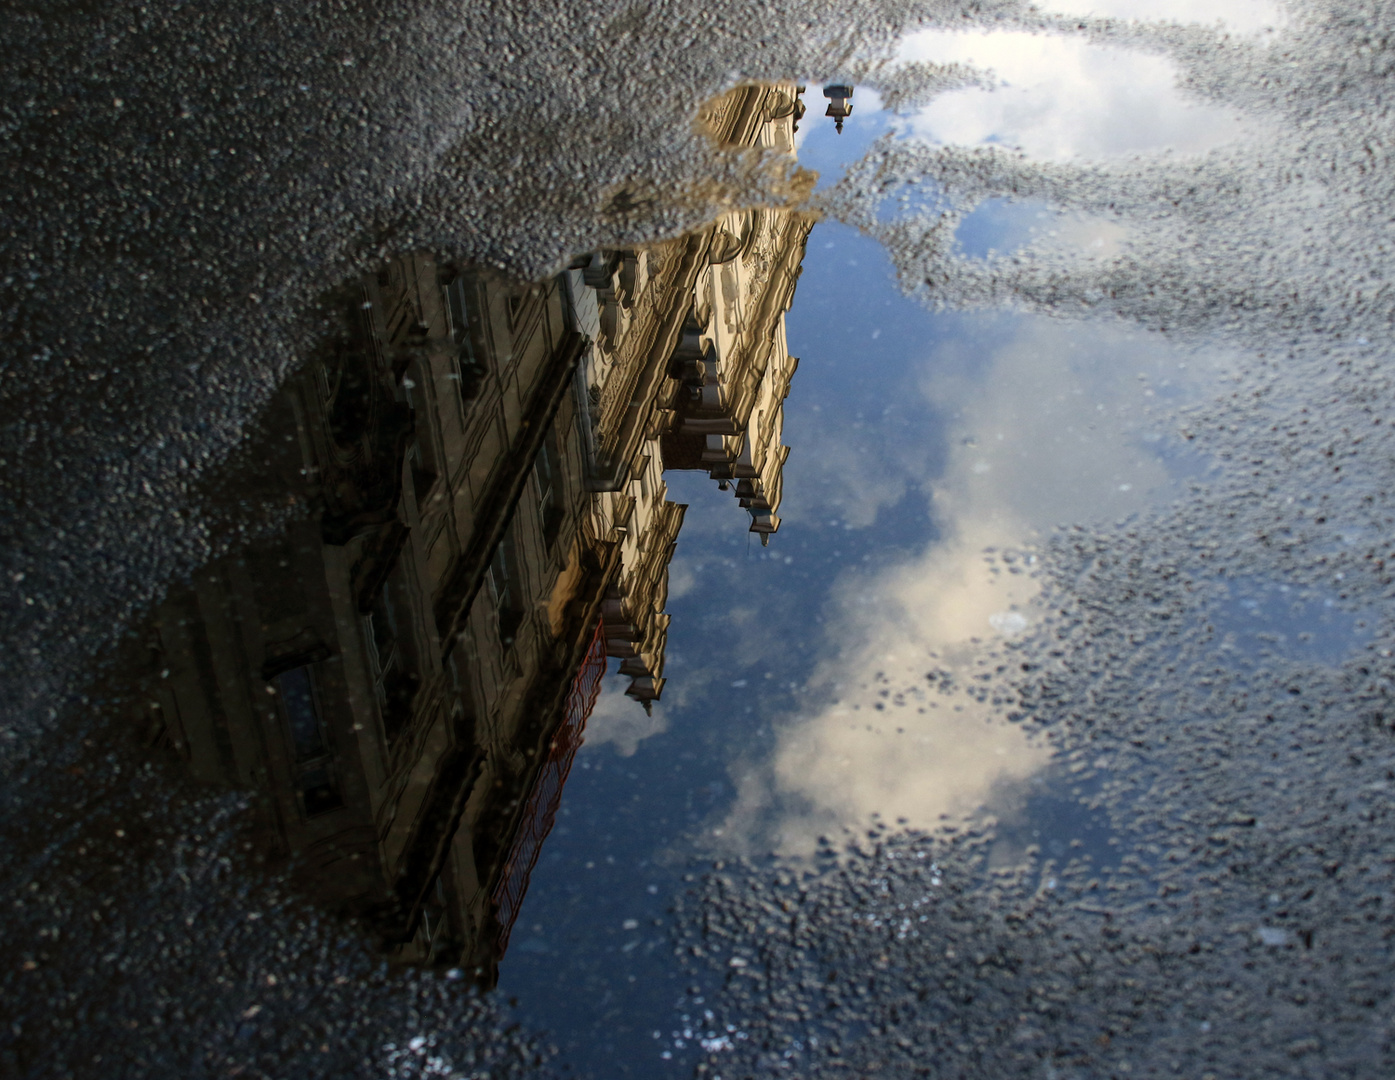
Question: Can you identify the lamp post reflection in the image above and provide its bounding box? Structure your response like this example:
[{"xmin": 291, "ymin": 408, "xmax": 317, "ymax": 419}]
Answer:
[{"xmin": 823, "ymin": 84, "xmax": 854, "ymax": 133}]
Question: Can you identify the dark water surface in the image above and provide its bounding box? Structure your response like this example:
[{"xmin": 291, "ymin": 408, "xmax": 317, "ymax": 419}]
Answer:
[{"xmin": 8, "ymin": 3, "xmax": 1395, "ymax": 1079}]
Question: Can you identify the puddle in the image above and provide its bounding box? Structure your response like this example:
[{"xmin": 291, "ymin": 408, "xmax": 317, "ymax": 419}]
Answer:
[
  {"xmin": 10, "ymin": 4, "xmax": 1395, "ymax": 1078},
  {"xmin": 1212, "ymin": 576, "xmax": 1374, "ymax": 665},
  {"xmin": 105, "ymin": 81, "xmax": 815, "ymax": 988},
  {"xmin": 889, "ymin": 28, "xmax": 1259, "ymax": 160},
  {"xmin": 58, "ymin": 76, "xmax": 1252, "ymax": 1079},
  {"xmin": 985, "ymin": 764, "xmax": 1118, "ymax": 881},
  {"xmin": 36, "ymin": 77, "xmax": 1238, "ymax": 1076},
  {"xmin": 497, "ymin": 90, "xmax": 1245, "ymax": 1075}
]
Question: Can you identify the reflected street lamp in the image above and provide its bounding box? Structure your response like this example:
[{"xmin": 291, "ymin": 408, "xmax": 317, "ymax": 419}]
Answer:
[{"xmin": 823, "ymin": 84, "xmax": 853, "ymax": 133}]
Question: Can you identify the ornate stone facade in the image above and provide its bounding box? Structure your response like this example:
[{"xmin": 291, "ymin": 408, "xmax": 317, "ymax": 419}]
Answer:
[{"xmin": 129, "ymin": 81, "xmax": 812, "ymax": 985}]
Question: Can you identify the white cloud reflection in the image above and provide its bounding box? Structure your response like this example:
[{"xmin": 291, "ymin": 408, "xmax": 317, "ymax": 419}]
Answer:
[
  {"xmin": 724, "ymin": 316, "xmax": 1227, "ymax": 854},
  {"xmin": 1035, "ymin": 0, "xmax": 1287, "ymax": 35},
  {"xmin": 582, "ymin": 679, "xmax": 669, "ymax": 757},
  {"xmin": 891, "ymin": 29, "xmax": 1255, "ymax": 160}
]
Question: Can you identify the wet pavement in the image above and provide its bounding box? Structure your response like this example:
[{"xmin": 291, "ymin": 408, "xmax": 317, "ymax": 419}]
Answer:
[{"xmin": 7, "ymin": 2, "xmax": 1395, "ymax": 1078}]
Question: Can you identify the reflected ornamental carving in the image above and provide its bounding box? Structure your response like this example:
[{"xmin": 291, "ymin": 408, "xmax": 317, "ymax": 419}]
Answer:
[
  {"xmin": 764, "ymin": 89, "xmax": 797, "ymax": 121},
  {"xmin": 696, "ymin": 96, "xmax": 734, "ymax": 141},
  {"xmin": 643, "ymin": 244, "xmax": 671, "ymax": 278},
  {"xmin": 698, "ymin": 83, "xmax": 785, "ymax": 148},
  {"xmin": 743, "ymin": 221, "xmax": 780, "ymax": 297},
  {"xmin": 708, "ymin": 228, "xmax": 743, "ymax": 266},
  {"xmin": 594, "ymin": 234, "xmax": 705, "ymax": 451}
]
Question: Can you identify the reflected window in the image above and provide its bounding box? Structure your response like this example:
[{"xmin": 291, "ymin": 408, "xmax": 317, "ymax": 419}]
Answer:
[
  {"xmin": 297, "ymin": 764, "xmax": 344, "ymax": 819},
  {"xmin": 486, "ymin": 528, "xmax": 522, "ymax": 647},
  {"xmin": 275, "ymin": 665, "xmax": 343, "ymax": 818},
  {"xmin": 364, "ymin": 581, "xmax": 419, "ymax": 743},
  {"xmin": 443, "ymin": 273, "xmax": 484, "ymax": 393},
  {"xmin": 444, "ymin": 640, "xmax": 469, "ymax": 720},
  {"xmin": 535, "ymin": 430, "xmax": 563, "ymax": 548},
  {"xmin": 365, "ymin": 587, "xmax": 400, "ymax": 691},
  {"xmin": 409, "ymin": 439, "xmax": 439, "ymax": 507}
]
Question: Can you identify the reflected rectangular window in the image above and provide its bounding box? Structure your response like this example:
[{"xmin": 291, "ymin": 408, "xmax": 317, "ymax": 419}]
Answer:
[
  {"xmin": 275, "ymin": 665, "xmax": 343, "ymax": 817},
  {"xmin": 277, "ymin": 665, "xmax": 326, "ymax": 764},
  {"xmin": 363, "ymin": 580, "xmax": 420, "ymax": 744},
  {"xmin": 297, "ymin": 764, "xmax": 344, "ymax": 819},
  {"xmin": 444, "ymin": 277, "xmax": 474, "ymax": 353},
  {"xmin": 486, "ymin": 529, "xmax": 522, "ymax": 646},
  {"xmin": 535, "ymin": 431, "xmax": 562, "ymax": 547},
  {"xmin": 365, "ymin": 583, "xmax": 400, "ymax": 695},
  {"xmin": 443, "ymin": 274, "xmax": 484, "ymax": 394}
]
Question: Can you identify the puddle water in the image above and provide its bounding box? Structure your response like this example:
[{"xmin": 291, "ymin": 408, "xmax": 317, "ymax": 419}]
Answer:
[
  {"xmin": 9, "ymin": 4, "xmax": 1395, "ymax": 1078},
  {"xmin": 1212, "ymin": 576, "xmax": 1374, "ymax": 665},
  {"xmin": 891, "ymin": 28, "xmax": 1258, "ymax": 161}
]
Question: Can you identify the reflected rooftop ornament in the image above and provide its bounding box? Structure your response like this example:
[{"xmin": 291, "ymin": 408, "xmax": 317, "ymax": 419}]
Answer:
[{"xmin": 823, "ymin": 84, "xmax": 853, "ymax": 133}]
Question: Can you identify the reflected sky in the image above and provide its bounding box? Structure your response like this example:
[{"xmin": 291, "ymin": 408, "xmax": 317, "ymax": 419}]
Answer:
[
  {"xmin": 499, "ymin": 77, "xmax": 1242, "ymax": 1072},
  {"xmin": 492, "ymin": 6, "xmax": 1391, "ymax": 1073},
  {"xmin": 893, "ymin": 30, "xmax": 1254, "ymax": 160},
  {"xmin": 1035, "ymin": 0, "xmax": 1288, "ymax": 34},
  {"xmin": 1212, "ymin": 576, "xmax": 1375, "ymax": 665},
  {"xmin": 719, "ymin": 242, "xmax": 1234, "ymax": 855}
]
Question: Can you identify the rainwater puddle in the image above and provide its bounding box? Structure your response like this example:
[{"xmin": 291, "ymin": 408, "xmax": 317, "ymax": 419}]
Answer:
[
  {"xmin": 1212, "ymin": 576, "xmax": 1374, "ymax": 665},
  {"xmin": 496, "ymin": 93, "xmax": 1241, "ymax": 1076},
  {"xmin": 37, "ymin": 79, "xmax": 1235, "ymax": 1079},
  {"xmin": 10, "ymin": 4, "xmax": 1395, "ymax": 1078},
  {"xmin": 889, "ymin": 25, "xmax": 1263, "ymax": 160},
  {"xmin": 955, "ymin": 199, "xmax": 1131, "ymax": 261},
  {"xmin": 984, "ymin": 765, "xmax": 1117, "ymax": 879}
]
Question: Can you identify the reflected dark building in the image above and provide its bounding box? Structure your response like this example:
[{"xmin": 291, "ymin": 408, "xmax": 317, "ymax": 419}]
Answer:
[{"xmin": 129, "ymin": 82, "xmax": 812, "ymax": 986}]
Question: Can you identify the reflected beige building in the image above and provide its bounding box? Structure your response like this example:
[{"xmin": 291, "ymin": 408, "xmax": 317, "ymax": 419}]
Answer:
[{"xmin": 131, "ymin": 82, "xmax": 812, "ymax": 985}]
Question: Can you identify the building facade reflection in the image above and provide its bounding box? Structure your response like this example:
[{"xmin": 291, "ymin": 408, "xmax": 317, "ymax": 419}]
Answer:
[{"xmin": 129, "ymin": 82, "xmax": 812, "ymax": 986}]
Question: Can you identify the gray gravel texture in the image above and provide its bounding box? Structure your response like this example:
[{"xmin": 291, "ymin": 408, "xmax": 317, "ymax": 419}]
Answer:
[{"xmin": 672, "ymin": 1, "xmax": 1395, "ymax": 1077}]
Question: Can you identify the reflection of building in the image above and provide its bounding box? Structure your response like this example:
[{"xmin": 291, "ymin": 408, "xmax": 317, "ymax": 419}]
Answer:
[{"xmin": 131, "ymin": 82, "xmax": 812, "ymax": 986}]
